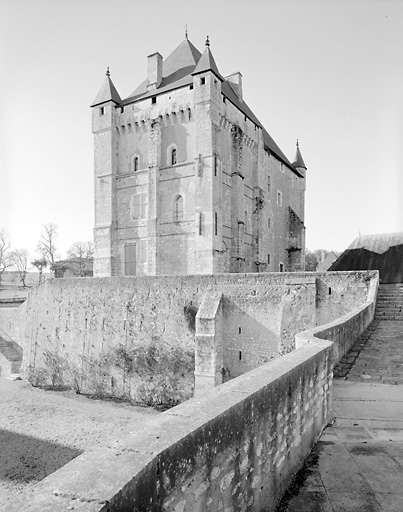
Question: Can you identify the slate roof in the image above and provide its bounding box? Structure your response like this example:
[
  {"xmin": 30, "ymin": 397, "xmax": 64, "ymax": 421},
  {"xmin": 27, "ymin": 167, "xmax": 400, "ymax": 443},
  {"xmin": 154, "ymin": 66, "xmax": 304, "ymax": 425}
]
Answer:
[
  {"xmin": 117, "ymin": 38, "xmax": 302, "ymax": 176},
  {"xmin": 192, "ymin": 45, "xmax": 223, "ymax": 80},
  {"xmin": 91, "ymin": 75, "xmax": 122, "ymax": 107},
  {"xmin": 329, "ymin": 233, "xmax": 403, "ymax": 283},
  {"xmin": 347, "ymin": 233, "xmax": 403, "ymax": 254},
  {"xmin": 292, "ymin": 144, "xmax": 307, "ymax": 170}
]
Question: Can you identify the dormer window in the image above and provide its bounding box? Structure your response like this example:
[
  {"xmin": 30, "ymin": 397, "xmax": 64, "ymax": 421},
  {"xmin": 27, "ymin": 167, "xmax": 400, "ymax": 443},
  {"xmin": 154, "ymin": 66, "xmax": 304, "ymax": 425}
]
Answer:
[{"xmin": 171, "ymin": 148, "xmax": 177, "ymax": 165}]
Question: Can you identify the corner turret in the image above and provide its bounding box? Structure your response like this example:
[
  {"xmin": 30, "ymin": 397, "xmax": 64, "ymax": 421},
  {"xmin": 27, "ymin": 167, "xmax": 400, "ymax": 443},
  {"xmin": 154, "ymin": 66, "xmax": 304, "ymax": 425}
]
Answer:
[
  {"xmin": 91, "ymin": 68, "xmax": 121, "ymax": 277},
  {"xmin": 91, "ymin": 68, "xmax": 122, "ymax": 107},
  {"xmin": 292, "ymin": 139, "xmax": 307, "ymax": 177}
]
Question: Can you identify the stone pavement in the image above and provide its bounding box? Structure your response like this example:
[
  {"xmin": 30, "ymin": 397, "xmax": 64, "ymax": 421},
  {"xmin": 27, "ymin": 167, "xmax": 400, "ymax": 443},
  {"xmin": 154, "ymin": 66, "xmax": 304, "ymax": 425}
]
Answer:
[{"xmin": 278, "ymin": 312, "xmax": 403, "ymax": 511}]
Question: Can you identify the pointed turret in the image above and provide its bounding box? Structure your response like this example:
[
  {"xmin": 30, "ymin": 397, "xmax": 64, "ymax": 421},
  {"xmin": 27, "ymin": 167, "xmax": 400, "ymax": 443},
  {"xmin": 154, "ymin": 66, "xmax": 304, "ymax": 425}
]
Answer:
[
  {"xmin": 292, "ymin": 139, "xmax": 307, "ymax": 170},
  {"xmin": 91, "ymin": 68, "xmax": 122, "ymax": 107},
  {"xmin": 192, "ymin": 36, "xmax": 223, "ymax": 82}
]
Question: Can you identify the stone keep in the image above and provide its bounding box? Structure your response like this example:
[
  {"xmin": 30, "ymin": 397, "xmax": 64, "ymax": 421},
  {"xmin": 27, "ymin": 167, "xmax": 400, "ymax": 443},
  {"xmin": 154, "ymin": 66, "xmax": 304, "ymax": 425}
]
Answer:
[{"xmin": 91, "ymin": 36, "xmax": 307, "ymax": 277}]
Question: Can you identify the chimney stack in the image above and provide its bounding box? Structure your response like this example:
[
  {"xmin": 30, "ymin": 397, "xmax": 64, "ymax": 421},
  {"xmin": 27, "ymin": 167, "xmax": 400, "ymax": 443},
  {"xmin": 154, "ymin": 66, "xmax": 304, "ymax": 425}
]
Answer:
[
  {"xmin": 225, "ymin": 72, "xmax": 243, "ymax": 100},
  {"xmin": 147, "ymin": 52, "xmax": 163, "ymax": 91}
]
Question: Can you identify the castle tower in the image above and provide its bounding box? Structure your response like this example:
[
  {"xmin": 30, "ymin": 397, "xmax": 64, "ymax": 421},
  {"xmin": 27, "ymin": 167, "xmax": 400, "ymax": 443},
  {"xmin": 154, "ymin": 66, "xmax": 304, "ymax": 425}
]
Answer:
[
  {"xmin": 191, "ymin": 37, "xmax": 223, "ymax": 274},
  {"xmin": 292, "ymin": 139, "xmax": 307, "ymax": 223},
  {"xmin": 91, "ymin": 69, "xmax": 121, "ymax": 276},
  {"xmin": 91, "ymin": 37, "xmax": 306, "ymax": 277}
]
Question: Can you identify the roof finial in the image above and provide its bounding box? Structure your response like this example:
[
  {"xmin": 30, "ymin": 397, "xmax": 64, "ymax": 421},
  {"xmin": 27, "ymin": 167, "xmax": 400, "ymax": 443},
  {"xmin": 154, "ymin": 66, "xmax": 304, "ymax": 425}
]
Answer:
[
  {"xmin": 106, "ymin": 66, "xmax": 110, "ymax": 77},
  {"xmin": 296, "ymin": 138, "xmax": 299, "ymax": 147},
  {"xmin": 185, "ymin": 24, "xmax": 188, "ymax": 39},
  {"xmin": 205, "ymin": 35, "xmax": 210, "ymax": 47}
]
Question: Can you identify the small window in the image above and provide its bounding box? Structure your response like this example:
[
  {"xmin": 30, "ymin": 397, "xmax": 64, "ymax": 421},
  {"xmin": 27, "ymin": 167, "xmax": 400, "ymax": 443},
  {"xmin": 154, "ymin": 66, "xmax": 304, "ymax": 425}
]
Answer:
[
  {"xmin": 277, "ymin": 191, "xmax": 283, "ymax": 207},
  {"xmin": 222, "ymin": 95, "xmax": 226, "ymax": 103},
  {"xmin": 214, "ymin": 155, "xmax": 218, "ymax": 176},
  {"xmin": 189, "ymin": 84, "xmax": 194, "ymax": 90},
  {"xmin": 171, "ymin": 148, "xmax": 177, "ymax": 165},
  {"xmin": 238, "ymin": 327, "xmax": 242, "ymax": 334},
  {"xmin": 151, "ymin": 96, "xmax": 157, "ymax": 104},
  {"xmin": 279, "ymin": 263, "xmax": 284, "ymax": 272},
  {"xmin": 267, "ymin": 217, "xmax": 271, "ymax": 228},
  {"xmin": 120, "ymin": 107, "xmax": 124, "ymax": 113},
  {"xmin": 174, "ymin": 196, "xmax": 183, "ymax": 221},
  {"xmin": 239, "ymin": 350, "xmax": 242, "ymax": 361},
  {"xmin": 280, "ymin": 162, "xmax": 285, "ymax": 173},
  {"xmin": 200, "ymin": 77, "xmax": 205, "ymax": 85},
  {"xmin": 214, "ymin": 212, "xmax": 218, "ymax": 236},
  {"xmin": 99, "ymin": 107, "xmax": 104, "ymax": 116},
  {"xmin": 133, "ymin": 156, "xmax": 139, "ymax": 172},
  {"xmin": 267, "ymin": 175, "xmax": 271, "ymax": 193},
  {"xmin": 198, "ymin": 212, "xmax": 203, "ymax": 235},
  {"xmin": 267, "ymin": 254, "xmax": 271, "ymax": 265}
]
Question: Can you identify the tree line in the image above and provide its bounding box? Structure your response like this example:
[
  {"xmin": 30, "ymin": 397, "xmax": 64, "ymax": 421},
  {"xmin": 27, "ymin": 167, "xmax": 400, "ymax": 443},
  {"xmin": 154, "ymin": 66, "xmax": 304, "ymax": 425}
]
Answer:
[{"xmin": 0, "ymin": 223, "xmax": 93, "ymax": 287}]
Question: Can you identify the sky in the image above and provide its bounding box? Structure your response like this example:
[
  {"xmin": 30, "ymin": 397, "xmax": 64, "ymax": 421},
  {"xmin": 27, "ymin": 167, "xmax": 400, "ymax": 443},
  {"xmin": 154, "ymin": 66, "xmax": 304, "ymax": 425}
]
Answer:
[{"xmin": 1, "ymin": 0, "xmax": 402, "ymax": 260}]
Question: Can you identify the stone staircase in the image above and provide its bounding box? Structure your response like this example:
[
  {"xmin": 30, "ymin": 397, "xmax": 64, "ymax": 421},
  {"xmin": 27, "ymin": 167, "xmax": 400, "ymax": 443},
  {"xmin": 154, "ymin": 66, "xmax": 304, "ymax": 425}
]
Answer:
[
  {"xmin": 375, "ymin": 283, "xmax": 403, "ymax": 321},
  {"xmin": 0, "ymin": 329, "xmax": 22, "ymax": 379}
]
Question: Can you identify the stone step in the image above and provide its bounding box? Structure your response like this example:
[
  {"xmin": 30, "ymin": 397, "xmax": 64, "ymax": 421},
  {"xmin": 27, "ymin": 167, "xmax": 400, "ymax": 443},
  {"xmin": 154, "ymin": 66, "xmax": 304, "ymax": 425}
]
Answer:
[
  {"xmin": 6, "ymin": 373, "xmax": 21, "ymax": 381},
  {"xmin": 0, "ymin": 332, "xmax": 22, "ymax": 376}
]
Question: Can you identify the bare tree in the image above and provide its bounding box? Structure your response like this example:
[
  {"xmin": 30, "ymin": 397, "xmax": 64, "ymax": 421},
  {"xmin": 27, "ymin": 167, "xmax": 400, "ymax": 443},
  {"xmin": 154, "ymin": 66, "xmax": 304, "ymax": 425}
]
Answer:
[
  {"xmin": 31, "ymin": 258, "xmax": 47, "ymax": 284},
  {"xmin": 11, "ymin": 249, "xmax": 30, "ymax": 288},
  {"xmin": 67, "ymin": 241, "xmax": 94, "ymax": 277},
  {"xmin": 37, "ymin": 223, "xmax": 58, "ymax": 266},
  {"xmin": 0, "ymin": 229, "xmax": 13, "ymax": 287}
]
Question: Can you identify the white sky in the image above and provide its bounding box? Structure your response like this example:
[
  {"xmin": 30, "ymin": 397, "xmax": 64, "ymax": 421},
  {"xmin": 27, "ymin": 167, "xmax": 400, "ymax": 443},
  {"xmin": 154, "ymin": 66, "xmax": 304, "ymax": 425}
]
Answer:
[{"xmin": 1, "ymin": 0, "xmax": 402, "ymax": 259}]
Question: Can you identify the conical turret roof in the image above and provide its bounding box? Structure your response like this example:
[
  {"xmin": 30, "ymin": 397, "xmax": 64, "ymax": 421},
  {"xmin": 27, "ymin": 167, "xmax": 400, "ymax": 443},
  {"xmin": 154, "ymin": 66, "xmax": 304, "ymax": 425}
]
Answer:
[
  {"xmin": 91, "ymin": 70, "xmax": 122, "ymax": 107},
  {"xmin": 192, "ymin": 37, "xmax": 223, "ymax": 81},
  {"xmin": 292, "ymin": 141, "xmax": 307, "ymax": 170}
]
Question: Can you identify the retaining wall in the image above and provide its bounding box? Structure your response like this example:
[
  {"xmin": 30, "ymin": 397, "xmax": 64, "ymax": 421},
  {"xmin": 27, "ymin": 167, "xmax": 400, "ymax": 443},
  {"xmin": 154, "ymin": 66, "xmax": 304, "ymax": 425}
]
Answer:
[
  {"xmin": 5, "ymin": 271, "xmax": 379, "ymax": 511},
  {"xmin": 0, "ymin": 272, "xmax": 373, "ymax": 388}
]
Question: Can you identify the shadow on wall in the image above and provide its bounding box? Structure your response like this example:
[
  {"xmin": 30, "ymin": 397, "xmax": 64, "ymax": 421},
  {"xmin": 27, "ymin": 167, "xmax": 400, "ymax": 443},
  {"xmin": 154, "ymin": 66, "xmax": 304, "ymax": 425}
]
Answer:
[
  {"xmin": 0, "ymin": 428, "xmax": 82, "ymax": 483},
  {"xmin": 222, "ymin": 299, "xmax": 279, "ymax": 378}
]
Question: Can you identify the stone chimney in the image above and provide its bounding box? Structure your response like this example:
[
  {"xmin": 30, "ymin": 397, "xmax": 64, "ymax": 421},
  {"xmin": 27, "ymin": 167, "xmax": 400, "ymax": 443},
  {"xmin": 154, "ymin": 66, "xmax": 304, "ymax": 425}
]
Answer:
[
  {"xmin": 225, "ymin": 72, "xmax": 243, "ymax": 99},
  {"xmin": 147, "ymin": 52, "xmax": 163, "ymax": 91}
]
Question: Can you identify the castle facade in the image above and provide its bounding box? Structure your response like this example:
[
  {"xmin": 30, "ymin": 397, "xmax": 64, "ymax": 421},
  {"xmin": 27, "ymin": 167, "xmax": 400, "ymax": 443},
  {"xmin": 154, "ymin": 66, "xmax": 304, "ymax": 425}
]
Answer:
[{"xmin": 91, "ymin": 36, "xmax": 307, "ymax": 276}]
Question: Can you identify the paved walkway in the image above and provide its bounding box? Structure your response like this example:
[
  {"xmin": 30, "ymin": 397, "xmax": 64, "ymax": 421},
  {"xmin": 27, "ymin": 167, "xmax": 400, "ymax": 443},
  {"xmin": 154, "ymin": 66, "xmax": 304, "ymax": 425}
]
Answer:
[{"xmin": 278, "ymin": 316, "xmax": 403, "ymax": 512}]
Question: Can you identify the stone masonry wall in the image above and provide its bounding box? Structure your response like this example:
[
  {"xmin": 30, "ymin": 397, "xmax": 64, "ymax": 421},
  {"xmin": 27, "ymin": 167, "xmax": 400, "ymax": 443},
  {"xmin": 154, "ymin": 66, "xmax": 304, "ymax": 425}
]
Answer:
[
  {"xmin": 0, "ymin": 272, "xmax": 376, "ymax": 389},
  {"xmin": 8, "ymin": 340, "xmax": 333, "ymax": 512}
]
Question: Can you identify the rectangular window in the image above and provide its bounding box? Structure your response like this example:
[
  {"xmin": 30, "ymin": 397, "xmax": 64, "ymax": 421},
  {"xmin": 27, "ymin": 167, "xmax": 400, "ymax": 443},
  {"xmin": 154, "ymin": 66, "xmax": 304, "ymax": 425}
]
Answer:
[
  {"xmin": 214, "ymin": 212, "xmax": 218, "ymax": 236},
  {"xmin": 99, "ymin": 107, "xmax": 104, "ymax": 116},
  {"xmin": 120, "ymin": 107, "xmax": 124, "ymax": 113},
  {"xmin": 277, "ymin": 190, "xmax": 283, "ymax": 207},
  {"xmin": 189, "ymin": 84, "xmax": 193, "ymax": 90},
  {"xmin": 268, "ymin": 217, "xmax": 271, "ymax": 228},
  {"xmin": 267, "ymin": 175, "xmax": 271, "ymax": 193},
  {"xmin": 279, "ymin": 263, "xmax": 284, "ymax": 272},
  {"xmin": 214, "ymin": 155, "xmax": 219, "ymax": 176},
  {"xmin": 280, "ymin": 162, "xmax": 284, "ymax": 173},
  {"xmin": 200, "ymin": 77, "xmax": 205, "ymax": 85},
  {"xmin": 267, "ymin": 254, "xmax": 271, "ymax": 265},
  {"xmin": 198, "ymin": 212, "xmax": 203, "ymax": 235},
  {"xmin": 124, "ymin": 244, "xmax": 136, "ymax": 276},
  {"xmin": 131, "ymin": 192, "xmax": 148, "ymax": 220},
  {"xmin": 151, "ymin": 96, "xmax": 157, "ymax": 104}
]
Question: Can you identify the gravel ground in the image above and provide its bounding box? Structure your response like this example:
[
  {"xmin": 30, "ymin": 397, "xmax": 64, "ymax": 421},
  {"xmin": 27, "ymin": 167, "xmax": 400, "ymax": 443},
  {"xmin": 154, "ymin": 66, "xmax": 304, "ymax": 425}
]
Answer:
[{"xmin": 0, "ymin": 377, "xmax": 160, "ymax": 508}]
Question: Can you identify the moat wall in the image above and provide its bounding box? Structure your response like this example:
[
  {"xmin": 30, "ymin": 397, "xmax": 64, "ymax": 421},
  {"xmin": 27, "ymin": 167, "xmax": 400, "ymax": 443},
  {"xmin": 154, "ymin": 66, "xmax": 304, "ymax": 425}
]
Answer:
[
  {"xmin": 6, "ymin": 271, "xmax": 379, "ymax": 512},
  {"xmin": 0, "ymin": 272, "xmax": 373, "ymax": 393}
]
